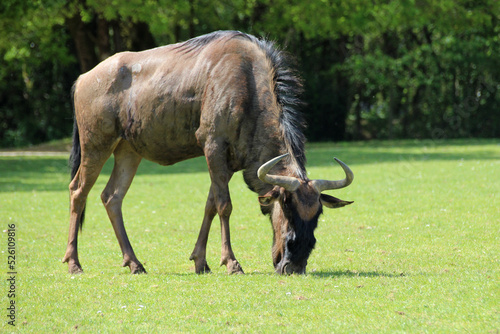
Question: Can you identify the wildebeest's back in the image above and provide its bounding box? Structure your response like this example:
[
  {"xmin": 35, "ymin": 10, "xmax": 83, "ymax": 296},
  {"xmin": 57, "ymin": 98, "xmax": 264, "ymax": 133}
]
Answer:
[{"xmin": 74, "ymin": 33, "xmax": 269, "ymax": 167}]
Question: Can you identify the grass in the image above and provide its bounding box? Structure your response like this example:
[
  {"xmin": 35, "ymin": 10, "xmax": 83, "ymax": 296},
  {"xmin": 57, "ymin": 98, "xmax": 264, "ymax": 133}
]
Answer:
[{"xmin": 1, "ymin": 139, "xmax": 499, "ymax": 333}]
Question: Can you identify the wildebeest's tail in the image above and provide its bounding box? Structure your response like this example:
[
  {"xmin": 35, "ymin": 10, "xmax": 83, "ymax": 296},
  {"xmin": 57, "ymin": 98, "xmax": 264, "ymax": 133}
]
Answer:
[{"xmin": 69, "ymin": 83, "xmax": 85, "ymax": 230}]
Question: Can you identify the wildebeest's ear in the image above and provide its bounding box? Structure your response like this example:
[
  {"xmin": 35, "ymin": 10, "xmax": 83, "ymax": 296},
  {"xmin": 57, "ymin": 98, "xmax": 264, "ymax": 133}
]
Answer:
[
  {"xmin": 320, "ymin": 194, "xmax": 354, "ymax": 209},
  {"xmin": 258, "ymin": 196, "xmax": 275, "ymax": 206},
  {"xmin": 258, "ymin": 188, "xmax": 280, "ymax": 206}
]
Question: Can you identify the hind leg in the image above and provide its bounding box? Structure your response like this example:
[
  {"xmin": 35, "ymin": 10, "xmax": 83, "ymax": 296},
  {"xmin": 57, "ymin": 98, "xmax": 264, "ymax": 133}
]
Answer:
[
  {"xmin": 63, "ymin": 149, "xmax": 112, "ymax": 274},
  {"xmin": 101, "ymin": 141, "xmax": 145, "ymax": 274}
]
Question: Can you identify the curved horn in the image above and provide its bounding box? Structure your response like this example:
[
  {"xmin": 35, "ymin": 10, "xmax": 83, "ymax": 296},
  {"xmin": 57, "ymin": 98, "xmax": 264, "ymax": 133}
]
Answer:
[
  {"xmin": 312, "ymin": 157, "xmax": 354, "ymax": 192},
  {"xmin": 257, "ymin": 153, "xmax": 300, "ymax": 192}
]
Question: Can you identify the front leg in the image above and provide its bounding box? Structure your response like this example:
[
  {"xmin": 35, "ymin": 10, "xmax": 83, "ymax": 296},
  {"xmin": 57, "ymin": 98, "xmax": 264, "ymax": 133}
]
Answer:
[
  {"xmin": 203, "ymin": 139, "xmax": 244, "ymax": 274},
  {"xmin": 219, "ymin": 210, "xmax": 244, "ymax": 274},
  {"xmin": 190, "ymin": 186, "xmax": 217, "ymax": 274}
]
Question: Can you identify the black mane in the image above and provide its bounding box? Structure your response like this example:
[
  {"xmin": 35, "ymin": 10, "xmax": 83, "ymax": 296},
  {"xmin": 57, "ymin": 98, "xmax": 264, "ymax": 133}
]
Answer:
[
  {"xmin": 174, "ymin": 31, "xmax": 249, "ymax": 54},
  {"xmin": 253, "ymin": 36, "xmax": 307, "ymax": 180}
]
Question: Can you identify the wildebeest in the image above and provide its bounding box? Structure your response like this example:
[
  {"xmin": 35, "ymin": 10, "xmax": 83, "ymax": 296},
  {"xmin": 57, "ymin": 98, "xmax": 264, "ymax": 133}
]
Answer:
[{"xmin": 62, "ymin": 31, "xmax": 354, "ymax": 275}]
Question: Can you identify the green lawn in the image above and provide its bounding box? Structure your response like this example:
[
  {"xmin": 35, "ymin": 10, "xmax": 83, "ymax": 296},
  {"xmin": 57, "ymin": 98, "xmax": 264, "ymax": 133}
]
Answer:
[{"xmin": 1, "ymin": 139, "xmax": 499, "ymax": 333}]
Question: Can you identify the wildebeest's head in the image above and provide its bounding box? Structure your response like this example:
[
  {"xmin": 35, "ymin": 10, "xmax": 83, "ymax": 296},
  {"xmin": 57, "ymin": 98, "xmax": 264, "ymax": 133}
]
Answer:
[{"xmin": 258, "ymin": 154, "xmax": 353, "ymax": 275}]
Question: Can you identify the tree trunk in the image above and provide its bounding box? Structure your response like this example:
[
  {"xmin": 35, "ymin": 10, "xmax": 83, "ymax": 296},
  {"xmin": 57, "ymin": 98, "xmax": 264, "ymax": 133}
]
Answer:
[
  {"xmin": 130, "ymin": 21, "xmax": 156, "ymax": 51},
  {"xmin": 65, "ymin": 14, "xmax": 99, "ymax": 73},
  {"xmin": 96, "ymin": 17, "xmax": 111, "ymax": 61}
]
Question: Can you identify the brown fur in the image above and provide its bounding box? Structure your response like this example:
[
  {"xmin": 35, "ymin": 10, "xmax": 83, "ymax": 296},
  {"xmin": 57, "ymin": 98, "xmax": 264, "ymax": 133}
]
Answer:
[{"xmin": 62, "ymin": 31, "xmax": 353, "ymax": 275}]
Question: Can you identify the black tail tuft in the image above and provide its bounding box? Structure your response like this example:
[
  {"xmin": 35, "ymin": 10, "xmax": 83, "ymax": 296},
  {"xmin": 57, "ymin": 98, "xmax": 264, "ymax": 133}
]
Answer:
[
  {"xmin": 69, "ymin": 84, "xmax": 85, "ymax": 230},
  {"xmin": 69, "ymin": 119, "xmax": 81, "ymax": 181}
]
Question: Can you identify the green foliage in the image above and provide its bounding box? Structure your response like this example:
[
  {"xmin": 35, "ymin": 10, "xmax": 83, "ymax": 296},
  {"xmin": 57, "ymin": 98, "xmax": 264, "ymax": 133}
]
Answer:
[
  {"xmin": 0, "ymin": 0, "xmax": 77, "ymax": 146},
  {"xmin": 0, "ymin": 0, "xmax": 499, "ymax": 147},
  {"xmin": 0, "ymin": 140, "xmax": 498, "ymax": 332},
  {"xmin": 291, "ymin": 0, "xmax": 500, "ymax": 140}
]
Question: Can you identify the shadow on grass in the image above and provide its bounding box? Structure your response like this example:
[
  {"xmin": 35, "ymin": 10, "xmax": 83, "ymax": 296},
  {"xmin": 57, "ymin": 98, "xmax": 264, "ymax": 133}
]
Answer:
[
  {"xmin": 309, "ymin": 270, "xmax": 406, "ymax": 279},
  {"xmin": 306, "ymin": 139, "xmax": 499, "ymax": 168},
  {"xmin": 104, "ymin": 270, "xmax": 407, "ymax": 279},
  {"xmin": 1, "ymin": 139, "xmax": 497, "ymax": 192},
  {"xmin": 0, "ymin": 157, "xmax": 71, "ymax": 192},
  {"xmin": 0, "ymin": 156, "xmax": 209, "ymax": 192}
]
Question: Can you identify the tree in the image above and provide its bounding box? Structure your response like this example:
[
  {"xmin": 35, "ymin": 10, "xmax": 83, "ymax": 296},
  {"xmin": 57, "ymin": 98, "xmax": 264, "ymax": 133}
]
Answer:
[{"xmin": 0, "ymin": 0, "xmax": 498, "ymax": 147}]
